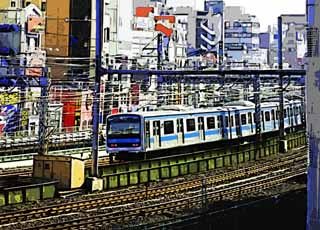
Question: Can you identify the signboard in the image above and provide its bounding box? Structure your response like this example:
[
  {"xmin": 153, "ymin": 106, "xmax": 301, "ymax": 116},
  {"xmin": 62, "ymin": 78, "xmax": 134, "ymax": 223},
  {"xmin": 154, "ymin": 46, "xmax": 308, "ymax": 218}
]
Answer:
[
  {"xmin": 0, "ymin": 92, "xmax": 19, "ymax": 106},
  {"xmin": 27, "ymin": 17, "xmax": 45, "ymax": 34},
  {"xmin": 134, "ymin": 17, "xmax": 153, "ymax": 31},
  {"xmin": 21, "ymin": 109, "xmax": 28, "ymax": 130},
  {"xmin": 26, "ymin": 52, "xmax": 45, "ymax": 77},
  {"xmin": 0, "ymin": 104, "xmax": 19, "ymax": 133},
  {"xmin": 131, "ymin": 84, "xmax": 140, "ymax": 105}
]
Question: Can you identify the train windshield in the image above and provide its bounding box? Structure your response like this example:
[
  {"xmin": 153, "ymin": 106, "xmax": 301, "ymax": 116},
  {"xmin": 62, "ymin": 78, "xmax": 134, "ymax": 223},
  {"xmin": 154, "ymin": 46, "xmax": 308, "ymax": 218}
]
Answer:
[{"xmin": 107, "ymin": 115, "xmax": 141, "ymax": 137}]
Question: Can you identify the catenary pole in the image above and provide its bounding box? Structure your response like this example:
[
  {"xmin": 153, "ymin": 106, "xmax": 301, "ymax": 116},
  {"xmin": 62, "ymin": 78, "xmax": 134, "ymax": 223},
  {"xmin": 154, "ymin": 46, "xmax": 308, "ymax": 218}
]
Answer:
[
  {"xmin": 278, "ymin": 16, "xmax": 285, "ymax": 141},
  {"xmin": 91, "ymin": 0, "xmax": 102, "ymax": 177}
]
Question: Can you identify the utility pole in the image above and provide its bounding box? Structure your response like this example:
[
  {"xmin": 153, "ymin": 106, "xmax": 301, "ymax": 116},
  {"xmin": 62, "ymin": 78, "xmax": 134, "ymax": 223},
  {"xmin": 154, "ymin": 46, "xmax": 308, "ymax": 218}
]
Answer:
[
  {"xmin": 306, "ymin": 0, "xmax": 320, "ymax": 229},
  {"xmin": 38, "ymin": 68, "xmax": 49, "ymax": 155},
  {"xmin": 253, "ymin": 74, "xmax": 261, "ymax": 159},
  {"xmin": 157, "ymin": 33, "xmax": 162, "ymax": 70},
  {"xmin": 278, "ymin": 16, "xmax": 287, "ymax": 153},
  {"xmin": 91, "ymin": 0, "xmax": 103, "ymax": 177}
]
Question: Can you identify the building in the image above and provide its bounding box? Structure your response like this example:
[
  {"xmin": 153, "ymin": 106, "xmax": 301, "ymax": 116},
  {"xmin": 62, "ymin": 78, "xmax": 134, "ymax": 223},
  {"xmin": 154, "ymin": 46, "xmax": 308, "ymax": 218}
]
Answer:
[
  {"xmin": 224, "ymin": 6, "xmax": 262, "ymax": 66},
  {"xmin": 0, "ymin": 3, "xmax": 45, "ymax": 135},
  {"xmin": 45, "ymin": 0, "xmax": 92, "ymax": 80},
  {"xmin": 269, "ymin": 14, "xmax": 307, "ymax": 69},
  {"xmin": 166, "ymin": 0, "xmax": 205, "ymax": 12}
]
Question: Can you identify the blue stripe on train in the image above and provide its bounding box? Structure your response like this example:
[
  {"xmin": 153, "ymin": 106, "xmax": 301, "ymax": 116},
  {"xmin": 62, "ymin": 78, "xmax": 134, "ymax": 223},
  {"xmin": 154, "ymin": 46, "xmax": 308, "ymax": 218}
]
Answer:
[
  {"xmin": 185, "ymin": 132, "xmax": 200, "ymax": 138},
  {"xmin": 205, "ymin": 129, "xmax": 220, "ymax": 136},
  {"xmin": 161, "ymin": 135, "xmax": 178, "ymax": 142},
  {"xmin": 107, "ymin": 138, "xmax": 141, "ymax": 144}
]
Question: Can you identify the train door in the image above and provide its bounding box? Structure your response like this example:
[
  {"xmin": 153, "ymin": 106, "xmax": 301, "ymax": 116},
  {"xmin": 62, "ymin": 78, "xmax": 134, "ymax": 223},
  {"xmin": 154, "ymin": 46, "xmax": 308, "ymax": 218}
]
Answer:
[
  {"xmin": 224, "ymin": 115, "xmax": 230, "ymax": 139},
  {"xmin": 290, "ymin": 106, "xmax": 294, "ymax": 127},
  {"xmin": 248, "ymin": 112, "xmax": 254, "ymax": 133},
  {"xmin": 198, "ymin": 117, "xmax": 205, "ymax": 141},
  {"xmin": 235, "ymin": 111, "xmax": 242, "ymax": 137},
  {"xmin": 145, "ymin": 121, "xmax": 151, "ymax": 149},
  {"xmin": 261, "ymin": 111, "xmax": 265, "ymax": 131},
  {"xmin": 177, "ymin": 118, "xmax": 185, "ymax": 145},
  {"xmin": 153, "ymin": 120, "xmax": 161, "ymax": 148},
  {"xmin": 294, "ymin": 106, "xmax": 298, "ymax": 125},
  {"xmin": 229, "ymin": 111, "xmax": 233, "ymax": 140},
  {"xmin": 218, "ymin": 115, "xmax": 225, "ymax": 138},
  {"xmin": 271, "ymin": 109, "xmax": 276, "ymax": 129}
]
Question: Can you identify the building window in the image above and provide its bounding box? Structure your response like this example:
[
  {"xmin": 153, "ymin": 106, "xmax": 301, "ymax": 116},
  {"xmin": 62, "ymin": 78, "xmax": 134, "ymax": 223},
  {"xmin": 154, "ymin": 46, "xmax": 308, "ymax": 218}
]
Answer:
[
  {"xmin": 11, "ymin": 1, "xmax": 16, "ymax": 7},
  {"xmin": 164, "ymin": 121, "xmax": 174, "ymax": 135},
  {"xmin": 186, "ymin": 119, "xmax": 196, "ymax": 132},
  {"xmin": 22, "ymin": 0, "xmax": 25, "ymax": 7},
  {"xmin": 104, "ymin": 27, "xmax": 110, "ymax": 42},
  {"xmin": 26, "ymin": 1, "xmax": 31, "ymax": 7},
  {"xmin": 233, "ymin": 21, "xmax": 241, "ymax": 27},
  {"xmin": 41, "ymin": 2, "xmax": 46, "ymax": 11}
]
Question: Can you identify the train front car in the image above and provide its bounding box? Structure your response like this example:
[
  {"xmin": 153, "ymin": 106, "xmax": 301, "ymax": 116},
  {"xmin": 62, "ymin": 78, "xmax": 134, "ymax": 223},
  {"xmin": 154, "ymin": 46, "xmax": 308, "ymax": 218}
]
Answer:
[{"xmin": 106, "ymin": 114, "xmax": 144, "ymax": 159}]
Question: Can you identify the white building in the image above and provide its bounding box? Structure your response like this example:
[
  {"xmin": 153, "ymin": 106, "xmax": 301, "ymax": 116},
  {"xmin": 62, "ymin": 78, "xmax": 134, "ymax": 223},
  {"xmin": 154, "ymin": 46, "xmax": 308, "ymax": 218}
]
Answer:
[
  {"xmin": 166, "ymin": 0, "xmax": 205, "ymax": 12},
  {"xmin": 269, "ymin": 14, "xmax": 307, "ymax": 69},
  {"xmin": 224, "ymin": 6, "xmax": 262, "ymax": 66}
]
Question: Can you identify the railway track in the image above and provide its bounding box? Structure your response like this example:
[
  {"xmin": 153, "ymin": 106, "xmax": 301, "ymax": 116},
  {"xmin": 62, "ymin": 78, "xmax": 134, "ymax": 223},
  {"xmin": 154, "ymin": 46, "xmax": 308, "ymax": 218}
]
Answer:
[
  {"xmin": 0, "ymin": 147, "xmax": 307, "ymax": 229},
  {"xmin": 0, "ymin": 167, "xmax": 32, "ymax": 178},
  {"xmin": 21, "ymin": 165, "xmax": 306, "ymax": 230}
]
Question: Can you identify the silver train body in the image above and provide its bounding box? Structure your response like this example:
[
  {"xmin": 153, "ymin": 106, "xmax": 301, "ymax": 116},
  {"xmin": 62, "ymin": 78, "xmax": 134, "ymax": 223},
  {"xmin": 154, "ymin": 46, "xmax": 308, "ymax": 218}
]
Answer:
[{"xmin": 106, "ymin": 100, "xmax": 303, "ymax": 156}]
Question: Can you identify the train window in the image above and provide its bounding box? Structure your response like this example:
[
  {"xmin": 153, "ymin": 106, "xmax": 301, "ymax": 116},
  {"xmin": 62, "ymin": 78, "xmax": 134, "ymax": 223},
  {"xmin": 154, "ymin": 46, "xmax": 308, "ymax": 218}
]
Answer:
[
  {"xmin": 186, "ymin": 119, "xmax": 196, "ymax": 132},
  {"xmin": 164, "ymin": 121, "xmax": 174, "ymax": 135},
  {"xmin": 253, "ymin": 113, "xmax": 256, "ymax": 123},
  {"xmin": 290, "ymin": 108, "xmax": 293, "ymax": 117},
  {"xmin": 265, "ymin": 111, "xmax": 271, "ymax": 121},
  {"xmin": 248, "ymin": 112, "xmax": 252, "ymax": 124},
  {"xmin": 241, "ymin": 114, "xmax": 247, "ymax": 125},
  {"xmin": 261, "ymin": 111, "xmax": 264, "ymax": 122},
  {"xmin": 207, "ymin": 117, "xmax": 215, "ymax": 129},
  {"xmin": 276, "ymin": 110, "xmax": 279, "ymax": 120},
  {"xmin": 284, "ymin": 109, "xmax": 287, "ymax": 118},
  {"xmin": 230, "ymin": 115, "xmax": 234, "ymax": 126},
  {"xmin": 271, "ymin": 110, "xmax": 275, "ymax": 120}
]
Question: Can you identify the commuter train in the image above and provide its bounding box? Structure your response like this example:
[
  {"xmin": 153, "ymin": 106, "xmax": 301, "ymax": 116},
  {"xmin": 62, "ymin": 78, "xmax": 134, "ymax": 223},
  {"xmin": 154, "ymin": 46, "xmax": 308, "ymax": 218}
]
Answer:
[{"xmin": 106, "ymin": 100, "xmax": 304, "ymax": 159}]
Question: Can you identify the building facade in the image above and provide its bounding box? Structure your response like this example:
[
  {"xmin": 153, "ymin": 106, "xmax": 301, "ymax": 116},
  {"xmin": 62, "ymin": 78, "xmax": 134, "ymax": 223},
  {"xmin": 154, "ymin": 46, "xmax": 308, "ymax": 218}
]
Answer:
[
  {"xmin": 224, "ymin": 6, "xmax": 262, "ymax": 66},
  {"xmin": 269, "ymin": 14, "xmax": 307, "ymax": 69}
]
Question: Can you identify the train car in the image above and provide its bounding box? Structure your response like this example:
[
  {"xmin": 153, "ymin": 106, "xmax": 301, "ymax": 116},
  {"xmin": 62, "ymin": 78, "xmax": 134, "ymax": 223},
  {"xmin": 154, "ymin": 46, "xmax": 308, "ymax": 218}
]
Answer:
[{"xmin": 106, "ymin": 100, "xmax": 303, "ymax": 160}]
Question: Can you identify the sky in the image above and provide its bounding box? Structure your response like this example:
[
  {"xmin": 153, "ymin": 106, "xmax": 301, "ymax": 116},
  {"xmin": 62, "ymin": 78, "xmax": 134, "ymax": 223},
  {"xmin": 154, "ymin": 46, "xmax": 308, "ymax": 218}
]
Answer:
[{"xmin": 224, "ymin": 0, "xmax": 306, "ymax": 31}]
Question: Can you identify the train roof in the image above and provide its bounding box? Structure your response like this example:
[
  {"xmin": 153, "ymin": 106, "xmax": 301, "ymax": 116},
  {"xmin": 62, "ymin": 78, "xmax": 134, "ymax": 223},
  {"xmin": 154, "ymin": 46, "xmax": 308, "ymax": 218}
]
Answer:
[{"xmin": 107, "ymin": 100, "xmax": 301, "ymax": 119}]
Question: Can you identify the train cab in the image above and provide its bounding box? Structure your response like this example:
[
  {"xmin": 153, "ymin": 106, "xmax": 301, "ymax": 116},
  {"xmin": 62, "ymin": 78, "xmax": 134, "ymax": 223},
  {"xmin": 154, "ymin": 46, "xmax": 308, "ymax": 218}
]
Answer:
[{"xmin": 106, "ymin": 114, "xmax": 144, "ymax": 154}]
